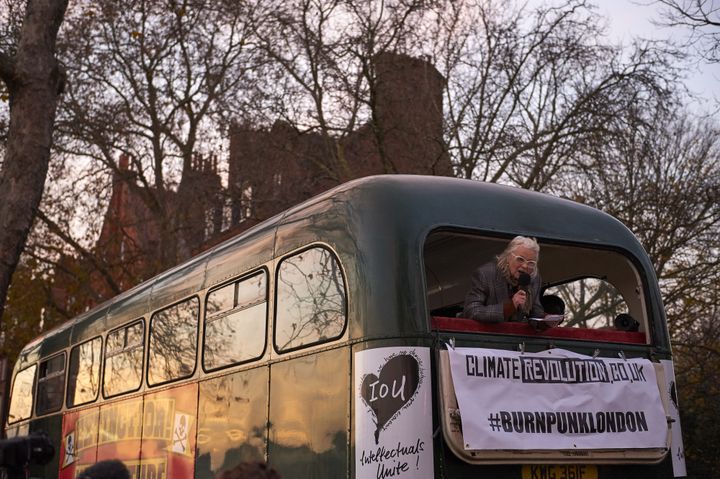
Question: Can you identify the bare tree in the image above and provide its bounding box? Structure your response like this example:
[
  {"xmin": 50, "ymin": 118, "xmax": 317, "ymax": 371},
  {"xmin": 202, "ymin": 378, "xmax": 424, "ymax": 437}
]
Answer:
[
  {"xmin": 570, "ymin": 105, "xmax": 720, "ymax": 317},
  {"xmin": 430, "ymin": 0, "xmax": 680, "ymax": 188},
  {"xmin": 26, "ymin": 0, "xmax": 260, "ymax": 306},
  {"xmin": 671, "ymin": 286, "xmax": 720, "ymax": 478},
  {"xmin": 0, "ymin": 0, "xmax": 69, "ymax": 322},
  {"xmin": 655, "ymin": 0, "xmax": 720, "ymax": 62},
  {"xmin": 248, "ymin": 0, "xmax": 443, "ymax": 180}
]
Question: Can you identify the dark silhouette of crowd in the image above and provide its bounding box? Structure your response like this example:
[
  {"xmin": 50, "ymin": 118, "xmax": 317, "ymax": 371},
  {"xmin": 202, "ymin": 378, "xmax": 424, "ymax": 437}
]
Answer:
[
  {"xmin": 74, "ymin": 459, "xmax": 281, "ymax": 479},
  {"xmin": 215, "ymin": 461, "xmax": 282, "ymax": 479},
  {"xmin": 77, "ymin": 460, "xmax": 130, "ymax": 479}
]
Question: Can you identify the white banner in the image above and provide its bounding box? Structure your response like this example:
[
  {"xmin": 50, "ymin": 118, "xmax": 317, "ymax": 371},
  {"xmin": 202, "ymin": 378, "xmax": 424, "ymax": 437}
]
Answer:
[
  {"xmin": 354, "ymin": 347, "xmax": 434, "ymax": 479},
  {"xmin": 659, "ymin": 359, "xmax": 686, "ymax": 477},
  {"xmin": 447, "ymin": 347, "xmax": 668, "ymax": 451}
]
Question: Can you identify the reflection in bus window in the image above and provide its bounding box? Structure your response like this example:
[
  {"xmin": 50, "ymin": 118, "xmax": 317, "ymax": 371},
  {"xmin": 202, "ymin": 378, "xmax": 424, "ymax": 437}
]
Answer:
[
  {"xmin": 8, "ymin": 365, "xmax": 36, "ymax": 423},
  {"xmin": 104, "ymin": 320, "xmax": 144, "ymax": 397},
  {"xmin": 204, "ymin": 272, "xmax": 267, "ymax": 370},
  {"xmin": 148, "ymin": 297, "xmax": 199, "ymax": 385},
  {"xmin": 36, "ymin": 353, "xmax": 65, "ymax": 415},
  {"xmin": 205, "ymin": 282, "xmax": 234, "ymax": 317},
  {"xmin": 67, "ymin": 337, "xmax": 102, "ymax": 407},
  {"xmin": 544, "ymin": 278, "xmax": 627, "ymax": 329},
  {"xmin": 275, "ymin": 247, "xmax": 346, "ymax": 352}
]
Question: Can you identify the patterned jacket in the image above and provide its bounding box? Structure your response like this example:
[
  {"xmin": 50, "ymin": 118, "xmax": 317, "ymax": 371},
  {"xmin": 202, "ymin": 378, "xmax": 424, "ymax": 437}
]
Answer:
[{"xmin": 462, "ymin": 260, "xmax": 544, "ymax": 322}]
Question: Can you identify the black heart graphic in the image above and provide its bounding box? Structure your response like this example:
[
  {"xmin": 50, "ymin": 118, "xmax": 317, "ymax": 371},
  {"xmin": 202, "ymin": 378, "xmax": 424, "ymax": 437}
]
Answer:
[{"xmin": 361, "ymin": 353, "xmax": 420, "ymax": 444}]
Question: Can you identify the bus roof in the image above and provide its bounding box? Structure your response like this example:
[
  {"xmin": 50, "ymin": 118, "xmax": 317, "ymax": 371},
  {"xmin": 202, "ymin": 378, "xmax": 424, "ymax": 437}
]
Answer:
[
  {"xmin": 296, "ymin": 174, "xmax": 642, "ymax": 250},
  {"xmin": 15, "ymin": 175, "xmax": 656, "ymax": 367}
]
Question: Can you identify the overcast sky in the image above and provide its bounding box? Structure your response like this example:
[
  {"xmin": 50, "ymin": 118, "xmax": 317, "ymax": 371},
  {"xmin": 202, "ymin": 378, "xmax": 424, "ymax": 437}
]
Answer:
[{"xmin": 596, "ymin": 0, "xmax": 720, "ymax": 109}]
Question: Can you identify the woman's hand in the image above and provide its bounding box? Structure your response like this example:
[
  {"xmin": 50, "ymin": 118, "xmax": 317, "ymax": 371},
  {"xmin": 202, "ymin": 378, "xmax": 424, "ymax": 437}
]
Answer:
[{"xmin": 512, "ymin": 290, "xmax": 527, "ymax": 309}]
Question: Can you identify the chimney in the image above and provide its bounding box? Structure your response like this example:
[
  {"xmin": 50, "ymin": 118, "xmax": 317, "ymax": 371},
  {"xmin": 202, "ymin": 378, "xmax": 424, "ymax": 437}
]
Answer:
[{"xmin": 119, "ymin": 153, "xmax": 130, "ymax": 171}]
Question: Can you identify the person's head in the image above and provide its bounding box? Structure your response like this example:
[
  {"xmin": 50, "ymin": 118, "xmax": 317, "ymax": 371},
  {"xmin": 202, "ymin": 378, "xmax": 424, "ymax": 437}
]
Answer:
[
  {"xmin": 215, "ymin": 461, "xmax": 282, "ymax": 479},
  {"xmin": 77, "ymin": 460, "xmax": 130, "ymax": 479},
  {"xmin": 497, "ymin": 236, "xmax": 540, "ymax": 281}
]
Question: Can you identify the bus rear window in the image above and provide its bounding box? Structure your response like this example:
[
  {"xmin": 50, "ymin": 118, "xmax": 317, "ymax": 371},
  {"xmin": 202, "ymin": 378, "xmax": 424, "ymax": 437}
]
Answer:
[{"xmin": 425, "ymin": 232, "xmax": 648, "ymax": 343}]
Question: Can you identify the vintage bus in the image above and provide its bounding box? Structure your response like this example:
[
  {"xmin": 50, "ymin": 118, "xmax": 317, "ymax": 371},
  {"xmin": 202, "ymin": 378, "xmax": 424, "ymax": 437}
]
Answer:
[{"xmin": 4, "ymin": 175, "xmax": 685, "ymax": 478}]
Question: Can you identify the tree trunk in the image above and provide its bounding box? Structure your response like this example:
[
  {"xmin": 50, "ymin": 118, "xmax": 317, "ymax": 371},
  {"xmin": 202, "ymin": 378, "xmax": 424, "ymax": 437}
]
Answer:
[{"xmin": 0, "ymin": 0, "xmax": 69, "ymax": 322}]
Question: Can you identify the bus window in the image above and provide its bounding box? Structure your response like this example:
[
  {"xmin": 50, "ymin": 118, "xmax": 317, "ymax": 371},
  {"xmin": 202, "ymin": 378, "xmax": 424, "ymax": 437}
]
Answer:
[
  {"xmin": 36, "ymin": 353, "xmax": 66, "ymax": 415},
  {"xmin": 544, "ymin": 278, "xmax": 632, "ymax": 329},
  {"xmin": 205, "ymin": 282, "xmax": 234, "ymax": 317},
  {"xmin": 104, "ymin": 320, "xmax": 144, "ymax": 397},
  {"xmin": 148, "ymin": 297, "xmax": 199, "ymax": 385},
  {"xmin": 67, "ymin": 337, "xmax": 102, "ymax": 407},
  {"xmin": 204, "ymin": 271, "xmax": 267, "ymax": 371},
  {"xmin": 7, "ymin": 365, "xmax": 36, "ymax": 423},
  {"xmin": 275, "ymin": 246, "xmax": 347, "ymax": 352},
  {"xmin": 425, "ymin": 232, "xmax": 648, "ymax": 340}
]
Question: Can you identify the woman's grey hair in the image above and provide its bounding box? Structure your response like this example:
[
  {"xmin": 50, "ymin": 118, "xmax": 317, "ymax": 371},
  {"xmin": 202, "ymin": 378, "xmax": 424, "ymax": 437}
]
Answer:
[{"xmin": 496, "ymin": 236, "xmax": 540, "ymax": 279}]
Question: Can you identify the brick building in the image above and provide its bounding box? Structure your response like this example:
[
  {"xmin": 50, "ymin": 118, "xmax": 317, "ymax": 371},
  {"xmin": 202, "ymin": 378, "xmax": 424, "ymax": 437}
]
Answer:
[
  {"xmin": 52, "ymin": 153, "xmax": 223, "ymax": 314},
  {"xmin": 228, "ymin": 52, "xmax": 451, "ymax": 227},
  {"xmin": 52, "ymin": 52, "xmax": 451, "ymax": 313}
]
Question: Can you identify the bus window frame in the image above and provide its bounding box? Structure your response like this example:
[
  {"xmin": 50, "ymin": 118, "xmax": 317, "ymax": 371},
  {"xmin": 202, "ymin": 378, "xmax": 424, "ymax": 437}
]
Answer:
[
  {"xmin": 147, "ymin": 295, "xmax": 200, "ymax": 388},
  {"xmin": 35, "ymin": 352, "xmax": 66, "ymax": 416},
  {"xmin": 273, "ymin": 243, "xmax": 349, "ymax": 354},
  {"xmin": 66, "ymin": 336, "xmax": 103, "ymax": 408},
  {"xmin": 7, "ymin": 363, "xmax": 37, "ymax": 424},
  {"xmin": 423, "ymin": 228, "xmax": 654, "ymax": 343},
  {"xmin": 102, "ymin": 318, "xmax": 146, "ymax": 399},
  {"xmin": 202, "ymin": 267, "xmax": 269, "ymax": 373}
]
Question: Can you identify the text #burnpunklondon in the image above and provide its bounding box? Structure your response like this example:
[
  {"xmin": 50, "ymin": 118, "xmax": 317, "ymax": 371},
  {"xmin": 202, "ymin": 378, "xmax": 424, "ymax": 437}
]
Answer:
[{"xmin": 486, "ymin": 410, "xmax": 650, "ymax": 434}]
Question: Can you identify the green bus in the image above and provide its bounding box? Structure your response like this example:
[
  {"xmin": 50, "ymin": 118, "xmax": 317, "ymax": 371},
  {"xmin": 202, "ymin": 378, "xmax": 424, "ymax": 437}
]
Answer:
[{"xmin": 4, "ymin": 175, "xmax": 685, "ymax": 478}]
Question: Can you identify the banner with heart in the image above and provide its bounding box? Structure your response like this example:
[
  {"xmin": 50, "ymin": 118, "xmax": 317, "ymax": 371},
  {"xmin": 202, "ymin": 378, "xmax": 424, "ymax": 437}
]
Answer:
[
  {"xmin": 360, "ymin": 353, "xmax": 420, "ymax": 444},
  {"xmin": 354, "ymin": 347, "xmax": 434, "ymax": 479}
]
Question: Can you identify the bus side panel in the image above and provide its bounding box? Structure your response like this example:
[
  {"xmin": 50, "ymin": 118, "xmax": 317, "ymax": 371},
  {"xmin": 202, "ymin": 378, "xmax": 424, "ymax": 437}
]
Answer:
[
  {"xmin": 140, "ymin": 383, "xmax": 197, "ymax": 479},
  {"xmin": 59, "ymin": 407, "xmax": 99, "ymax": 479},
  {"xmin": 195, "ymin": 366, "xmax": 269, "ymax": 478},
  {"xmin": 268, "ymin": 347, "xmax": 350, "ymax": 478},
  {"xmin": 97, "ymin": 398, "xmax": 143, "ymax": 476}
]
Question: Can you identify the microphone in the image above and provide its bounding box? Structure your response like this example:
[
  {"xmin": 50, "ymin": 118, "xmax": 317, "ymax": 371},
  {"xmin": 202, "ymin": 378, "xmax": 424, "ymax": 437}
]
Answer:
[{"xmin": 518, "ymin": 272, "xmax": 531, "ymax": 292}]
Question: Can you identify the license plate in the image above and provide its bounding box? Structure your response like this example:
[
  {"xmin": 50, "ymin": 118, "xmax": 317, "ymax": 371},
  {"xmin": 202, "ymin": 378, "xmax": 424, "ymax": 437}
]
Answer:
[{"xmin": 521, "ymin": 464, "xmax": 598, "ymax": 479}]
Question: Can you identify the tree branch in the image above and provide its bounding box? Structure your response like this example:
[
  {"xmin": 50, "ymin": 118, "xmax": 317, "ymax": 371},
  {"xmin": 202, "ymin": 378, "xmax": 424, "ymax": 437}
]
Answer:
[{"xmin": 35, "ymin": 209, "xmax": 122, "ymax": 296}]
